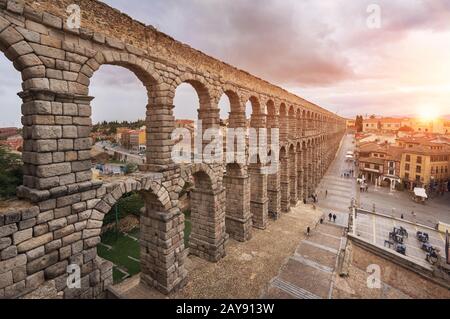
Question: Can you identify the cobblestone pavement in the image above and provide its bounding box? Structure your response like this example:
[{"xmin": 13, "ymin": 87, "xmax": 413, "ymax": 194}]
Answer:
[{"xmin": 114, "ymin": 204, "xmax": 323, "ymax": 299}]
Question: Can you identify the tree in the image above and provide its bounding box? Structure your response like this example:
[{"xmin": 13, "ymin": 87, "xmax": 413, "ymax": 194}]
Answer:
[
  {"xmin": 355, "ymin": 115, "xmax": 364, "ymax": 132},
  {"xmin": 0, "ymin": 147, "xmax": 23, "ymax": 199}
]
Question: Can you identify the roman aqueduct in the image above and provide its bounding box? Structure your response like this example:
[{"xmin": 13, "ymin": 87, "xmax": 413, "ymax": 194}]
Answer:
[{"xmin": 0, "ymin": 0, "xmax": 345, "ymax": 298}]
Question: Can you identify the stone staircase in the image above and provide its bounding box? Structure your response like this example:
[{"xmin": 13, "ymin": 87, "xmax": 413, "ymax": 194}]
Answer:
[{"xmin": 263, "ymin": 222, "xmax": 346, "ymax": 299}]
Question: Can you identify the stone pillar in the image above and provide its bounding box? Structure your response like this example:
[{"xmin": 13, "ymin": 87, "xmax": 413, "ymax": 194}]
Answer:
[
  {"xmin": 224, "ymin": 164, "xmax": 252, "ymax": 242},
  {"xmin": 249, "ymin": 163, "xmax": 269, "ymax": 229},
  {"xmin": 189, "ymin": 186, "xmax": 228, "ymax": 262},
  {"xmin": 307, "ymin": 147, "xmax": 313, "ymax": 198},
  {"xmin": 140, "ymin": 190, "xmax": 187, "ymax": 294},
  {"xmin": 279, "ymin": 110, "xmax": 289, "ymax": 142},
  {"xmin": 267, "ymin": 166, "xmax": 281, "ymax": 219},
  {"xmin": 289, "ymin": 112, "xmax": 296, "ymax": 140},
  {"xmin": 267, "ymin": 111, "xmax": 281, "ymax": 219},
  {"xmin": 313, "ymin": 145, "xmax": 318, "ymax": 190},
  {"xmin": 146, "ymin": 103, "xmax": 175, "ymax": 169},
  {"xmin": 280, "ymin": 150, "xmax": 290, "ymax": 212},
  {"xmin": 289, "ymin": 149, "xmax": 298, "ymax": 206},
  {"xmin": 297, "ymin": 149, "xmax": 304, "ymax": 201},
  {"xmin": 18, "ymin": 90, "xmax": 94, "ymax": 202},
  {"xmin": 249, "ymin": 112, "xmax": 269, "ymax": 228}
]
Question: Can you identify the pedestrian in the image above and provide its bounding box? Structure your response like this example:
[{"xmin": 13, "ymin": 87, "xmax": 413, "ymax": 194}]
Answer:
[
  {"xmin": 325, "ymin": 190, "xmax": 328, "ymax": 197},
  {"xmin": 306, "ymin": 226, "xmax": 311, "ymax": 237},
  {"xmin": 320, "ymin": 218, "xmax": 324, "ymax": 224},
  {"xmin": 401, "ymin": 214, "xmax": 404, "ymax": 219},
  {"xmin": 333, "ymin": 214, "xmax": 337, "ymax": 223},
  {"xmin": 328, "ymin": 213, "xmax": 332, "ymax": 221},
  {"xmin": 303, "ymin": 198, "xmax": 307, "ymax": 205}
]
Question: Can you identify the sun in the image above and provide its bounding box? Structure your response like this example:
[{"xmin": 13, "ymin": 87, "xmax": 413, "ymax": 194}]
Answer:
[{"xmin": 417, "ymin": 106, "xmax": 440, "ymax": 121}]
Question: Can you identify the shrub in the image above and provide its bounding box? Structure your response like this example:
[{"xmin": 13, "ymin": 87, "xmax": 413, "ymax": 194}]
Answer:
[{"xmin": 0, "ymin": 147, "xmax": 23, "ymax": 200}]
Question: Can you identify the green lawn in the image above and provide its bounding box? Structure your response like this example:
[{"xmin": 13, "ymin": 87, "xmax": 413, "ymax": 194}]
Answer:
[
  {"xmin": 97, "ymin": 228, "xmax": 140, "ymax": 284},
  {"xmin": 98, "ymin": 212, "xmax": 192, "ymax": 285},
  {"xmin": 183, "ymin": 210, "xmax": 192, "ymax": 246}
]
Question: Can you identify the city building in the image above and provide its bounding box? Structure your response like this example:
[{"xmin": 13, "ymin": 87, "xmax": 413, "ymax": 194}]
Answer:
[
  {"xmin": 357, "ymin": 142, "xmax": 402, "ymax": 189},
  {"xmin": 399, "ymin": 140, "xmax": 450, "ymax": 191},
  {"xmin": 362, "ymin": 118, "xmax": 380, "ymax": 132},
  {"xmin": 379, "ymin": 118, "xmax": 402, "ymax": 132},
  {"xmin": 121, "ymin": 128, "xmax": 146, "ymax": 152}
]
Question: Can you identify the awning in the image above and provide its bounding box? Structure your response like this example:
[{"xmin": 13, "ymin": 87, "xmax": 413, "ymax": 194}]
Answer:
[
  {"xmin": 346, "ymin": 155, "xmax": 354, "ymax": 159},
  {"xmin": 414, "ymin": 187, "xmax": 428, "ymax": 199}
]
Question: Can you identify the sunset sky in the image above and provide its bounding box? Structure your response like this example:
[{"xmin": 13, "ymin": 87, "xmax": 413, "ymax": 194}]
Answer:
[{"xmin": 1, "ymin": 0, "xmax": 450, "ymax": 126}]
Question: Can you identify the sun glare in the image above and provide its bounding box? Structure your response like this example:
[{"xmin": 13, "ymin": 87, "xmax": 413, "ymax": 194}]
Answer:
[{"xmin": 417, "ymin": 106, "xmax": 440, "ymax": 121}]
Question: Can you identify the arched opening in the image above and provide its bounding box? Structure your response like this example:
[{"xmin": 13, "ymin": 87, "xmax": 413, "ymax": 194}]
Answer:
[
  {"xmin": 220, "ymin": 90, "xmax": 253, "ymax": 241},
  {"xmin": 97, "ymin": 191, "xmax": 143, "ymax": 284},
  {"xmin": 88, "ymin": 64, "xmax": 153, "ymax": 287},
  {"xmin": 172, "ymin": 79, "xmax": 216, "ymax": 164},
  {"xmin": 172, "ymin": 81, "xmax": 217, "ymax": 247},
  {"xmin": 90, "ymin": 65, "xmax": 149, "ymax": 170},
  {"xmin": 185, "ymin": 168, "xmax": 227, "ymax": 261},
  {"xmin": 0, "ymin": 51, "xmax": 23, "ymax": 201}
]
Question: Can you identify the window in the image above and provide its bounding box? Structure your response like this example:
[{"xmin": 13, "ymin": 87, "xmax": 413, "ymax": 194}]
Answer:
[
  {"xmin": 405, "ymin": 163, "xmax": 410, "ymax": 171},
  {"xmin": 406, "ymin": 155, "xmax": 411, "ymax": 162},
  {"xmin": 389, "ymin": 162, "xmax": 394, "ymax": 168},
  {"xmin": 365, "ymin": 163, "xmax": 370, "ymax": 168},
  {"xmin": 416, "ymin": 175, "xmax": 421, "ymax": 182},
  {"xmin": 405, "ymin": 172, "xmax": 410, "ymax": 180},
  {"xmin": 374, "ymin": 165, "xmax": 380, "ymax": 170},
  {"xmin": 416, "ymin": 166, "xmax": 421, "ymax": 173},
  {"xmin": 416, "ymin": 156, "xmax": 422, "ymax": 164}
]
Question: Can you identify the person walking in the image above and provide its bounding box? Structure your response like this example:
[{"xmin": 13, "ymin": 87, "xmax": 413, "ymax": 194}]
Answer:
[
  {"xmin": 333, "ymin": 214, "xmax": 337, "ymax": 223},
  {"xmin": 401, "ymin": 214, "xmax": 404, "ymax": 219},
  {"xmin": 328, "ymin": 213, "xmax": 332, "ymax": 222},
  {"xmin": 325, "ymin": 190, "xmax": 328, "ymax": 198},
  {"xmin": 306, "ymin": 226, "xmax": 311, "ymax": 237}
]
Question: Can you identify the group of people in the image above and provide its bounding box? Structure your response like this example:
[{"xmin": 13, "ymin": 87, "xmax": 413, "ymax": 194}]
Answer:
[
  {"xmin": 308, "ymin": 212, "xmax": 338, "ymax": 236},
  {"xmin": 328, "ymin": 213, "xmax": 337, "ymax": 223},
  {"xmin": 341, "ymin": 171, "xmax": 353, "ymax": 179},
  {"xmin": 360, "ymin": 185, "xmax": 369, "ymax": 192}
]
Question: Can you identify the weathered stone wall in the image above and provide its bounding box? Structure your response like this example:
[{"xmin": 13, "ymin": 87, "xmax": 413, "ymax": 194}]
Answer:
[{"xmin": 0, "ymin": 0, "xmax": 346, "ymax": 299}]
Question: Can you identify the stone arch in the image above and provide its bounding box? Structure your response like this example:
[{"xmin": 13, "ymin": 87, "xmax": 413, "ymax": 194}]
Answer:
[
  {"xmin": 83, "ymin": 52, "xmax": 162, "ymax": 94},
  {"xmin": 178, "ymin": 163, "xmax": 227, "ymax": 261},
  {"xmin": 0, "ymin": 21, "xmax": 45, "ymax": 72},
  {"xmin": 171, "ymin": 72, "xmax": 214, "ymax": 111},
  {"xmin": 245, "ymin": 95, "xmax": 263, "ymax": 115},
  {"xmin": 219, "ymin": 85, "xmax": 241, "ymax": 114}
]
